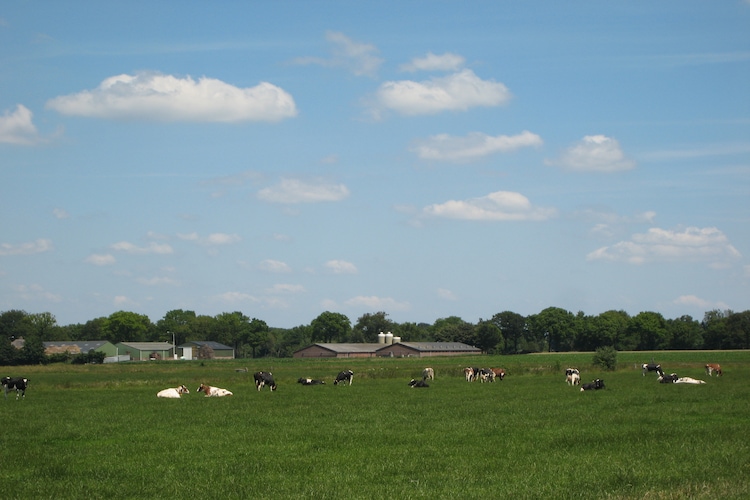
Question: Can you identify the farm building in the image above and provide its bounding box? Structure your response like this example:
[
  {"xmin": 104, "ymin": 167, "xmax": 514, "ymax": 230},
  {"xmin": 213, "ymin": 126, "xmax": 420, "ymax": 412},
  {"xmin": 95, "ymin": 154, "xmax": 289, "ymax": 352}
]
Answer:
[
  {"xmin": 177, "ymin": 341, "xmax": 235, "ymax": 360},
  {"xmin": 115, "ymin": 342, "xmax": 175, "ymax": 361},
  {"xmin": 293, "ymin": 342, "xmax": 481, "ymax": 358},
  {"xmin": 44, "ymin": 341, "xmax": 118, "ymax": 361}
]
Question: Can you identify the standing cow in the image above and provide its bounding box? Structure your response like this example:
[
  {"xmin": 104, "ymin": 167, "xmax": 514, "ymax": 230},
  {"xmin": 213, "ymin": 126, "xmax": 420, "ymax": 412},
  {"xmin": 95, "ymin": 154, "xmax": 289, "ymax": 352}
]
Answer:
[
  {"xmin": 642, "ymin": 363, "xmax": 664, "ymax": 377},
  {"xmin": 2, "ymin": 377, "xmax": 29, "ymax": 400},
  {"xmin": 565, "ymin": 368, "xmax": 580, "ymax": 386},
  {"xmin": 705, "ymin": 364, "xmax": 722, "ymax": 377},
  {"xmin": 254, "ymin": 371, "xmax": 277, "ymax": 391},
  {"xmin": 422, "ymin": 367, "xmax": 435, "ymax": 381},
  {"xmin": 334, "ymin": 370, "xmax": 354, "ymax": 386}
]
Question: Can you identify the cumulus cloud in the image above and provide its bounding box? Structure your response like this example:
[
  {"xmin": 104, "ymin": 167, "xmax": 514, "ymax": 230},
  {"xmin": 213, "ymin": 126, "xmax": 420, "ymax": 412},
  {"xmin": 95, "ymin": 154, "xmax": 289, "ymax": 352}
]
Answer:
[
  {"xmin": 423, "ymin": 191, "xmax": 557, "ymax": 221},
  {"xmin": 257, "ymin": 178, "xmax": 350, "ymax": 204},
  {"xmin": 586, "ymin": 226, "xmax": 742, "ymax": 266},
  {"xmin": 292, "ymin": 31, "xmax": 383, "ymax": 77},
  {"xmin": 374, "ymin": 69, "xmax": 511, "ymax": 116},
  {"xmin": 266, "ymin": 283, "xmax": 305, "ymax": 294},
  {"xmin": 325, "ymin": 260, "xmax": 358, "ymax": 274},
  {"xmin": 85, "ymin": 254, "xmax": 116, "ymax": 266},
  {"xmin": 673, "ymin": 294, "xmax": 729, "ymax": 311},
  {"xmin": 14, "ymin": 283, "xmax": 62, "ymax": 302},
  {"xmin": 0, "ymin": 238, "xmax": 53, "ymax": 256},
  {"xmin": 259, "ymin": 259, "xmax": 292, "ymax": 273},
  {"xmin": 204, "ymin": 233, "xmax": 241, "ymax": 245},
  {"xmin": 400, "ymin": 52, "xmax": 465, "ymax": 72},
  {"xmin": 110, "ymin": 241, "xmax": 173, "ymax": 255},
  {"xmin": 0, "ymin": 104, "xmax": 41, "ymax": 145},
  {"xmin": 46, "ymin": 72, "xmax": 297, "ymax": 123},
  {"xmin": 214, "ymin": 291, "xmax": 259, "ymax": 303},
  {"xmin": 344, "ymin": 295, "xmax": 410, "ymax": 311},
  {"xmin": 411, "ymin": 130, "xmax": 542, "ymax": 162},
  {"xmin": 547, "ymin": 135, "xmax": 635, "ymax": 172}
]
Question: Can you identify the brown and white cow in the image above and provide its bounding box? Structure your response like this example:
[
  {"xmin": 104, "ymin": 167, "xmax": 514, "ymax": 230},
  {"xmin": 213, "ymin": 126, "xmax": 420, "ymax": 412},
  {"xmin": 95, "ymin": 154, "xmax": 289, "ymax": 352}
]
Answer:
[
  {"xmin": 491, "ymin": 368, "xmax": 506, "ymax": 381},
  {"xmin": 197, "ymin": 383, "xmax": 233, "ymax": 397},
  {"xmin": 464, "ymin": 367, "xmax": 475, "ymax": 382},
  {"xmin": 705, "ymin": 364, "xmax": 722, "ymax": 377}
]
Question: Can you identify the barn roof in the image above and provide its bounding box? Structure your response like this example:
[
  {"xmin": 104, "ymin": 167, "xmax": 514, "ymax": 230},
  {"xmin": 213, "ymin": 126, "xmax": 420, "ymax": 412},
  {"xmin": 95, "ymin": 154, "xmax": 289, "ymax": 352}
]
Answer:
[
  {"xmin": 179, "ymin": 340, "xmax": 234, "ymax": 350},
  {"xmin": 117, "ymin": 342, "xmax": 174, "ymax": 351},
  {"xmin": 304, "ymin": 343, "xmax": 383, "ymax": 354},
  {"xmin": 294, "ymin": 341, "xmax": 480, "ymax": 356},
  {"xmin": 389, "ymin": 342, "xmax": 480, "ymax": 353},
  {"xmin": 44, "ymin": 340, "xmax": 112, "ymax": 352}
]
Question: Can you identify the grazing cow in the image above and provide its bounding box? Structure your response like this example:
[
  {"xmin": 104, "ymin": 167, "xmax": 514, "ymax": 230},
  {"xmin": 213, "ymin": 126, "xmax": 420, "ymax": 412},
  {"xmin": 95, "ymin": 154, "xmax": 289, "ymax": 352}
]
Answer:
[
  {"xmin": 565, "ymin": 368, "xmax": 581, "ymax": 386},
  {"xmin": 705, "ymin": 364, "xmax": 722, "ymax": 377},
  {"xmin": 297, "ymin": 377, "xmax": 325, "ymax": 385},
  {"xmin": 491, "ymin": 368, "xmax": 506, "ymax": 381},
  {"xmin": 408, "ymin": 378, "xmax": 429, "ymax": 388},
  {"xmin": 2, "ymin": 377, "xmax": 29, "ymax": 400},
  {"xmin": 334, "ymin": 370, "xmax": 354, "ymax": 386},
  {"xmin": 197, "ymin": 383, "xmax": 233, "ymax": 397},
  {"xmin": 254, "ymin": 371, "xmax": 277, "ymax": 391},
  {"xmin": 658, "ymin": 373, "xmax": 679, "ymax": 384},
  {"xmin": 642, "ymin": 363, "xmax": 665, "ymax": 377},
  {"xmin": 477, "ymin": 368, "xmax": 495, "ymax": 383},
  {"xmin": 422, "ymin": 367, "xmax": 435, "ymax": 381},
  {"xmin": 580, "ymin": 379, "xmax": 605, "ymax": 391},
  {"xmin": 464, "ymin": 367, "xmax": 475, "ymax": 382},
  {"xmin": 156, "ymin": 385, "xmax": 190, "ymax": 398},
  {"xmin": 675, "ymin": 377, "xmax": 706, "ymax": 385}
]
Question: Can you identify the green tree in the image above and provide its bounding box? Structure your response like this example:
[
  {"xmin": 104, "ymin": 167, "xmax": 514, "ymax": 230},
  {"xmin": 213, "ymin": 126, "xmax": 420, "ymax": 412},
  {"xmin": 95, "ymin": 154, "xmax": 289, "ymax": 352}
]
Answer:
[
  {"xmin": 432, "ymin": 316, "xmax": 475, "ymax": 345},
  {"xmin": 245, "ymin": 318, "xmax": 270, "ymax": 358},
  {"xmin": 475, "ymin": 320, "xmax": 503, "ymax": 353},
  {"xmin": 213, "ymin": 311, "xmax": 250, "ymax": 350},
  {"xmin": 725, "ymin": 310, "xmax": 750, "ymax": 349},
  {"xmin": 702, "ymin": 309, "xmax": 728, "ymax": 349},
  {"xmin": 629, "ymin": 311, "xmax": 669, "ymax": 350},
  {"xmin": 491, "ymin": 311, "xmax": 526, "ymax": 354},
  {"xmin": 30, "ymin": 312, "xmax": 57, "ymax": 340},
  {"xmin": 0, "ymin": 310, "xmax": 34, "ymax": 345},
  {"xmin": 156, "ymin": 309, "xmax": 196, "ymax": 346},
  {"xmin": 310, "ymin": 312, "xmax": 351, "ymax": 343},
  {"xmin": 592, "ymin": 346, "xmax": 618, "ymax": 371},
  {"xmin": 352, "ymin": 312, "xmax": 394, "ymax": 343},
  {"xmin": 104, "ymin": 311, "xmax": 153, "ymax": 343},
  {"xmin": 668, "ymin": 315, "xmax": 703, "ymax": 349},
  {"xmin": 530, "ymin": 307, "xmax": 576, "ymax": 352}
]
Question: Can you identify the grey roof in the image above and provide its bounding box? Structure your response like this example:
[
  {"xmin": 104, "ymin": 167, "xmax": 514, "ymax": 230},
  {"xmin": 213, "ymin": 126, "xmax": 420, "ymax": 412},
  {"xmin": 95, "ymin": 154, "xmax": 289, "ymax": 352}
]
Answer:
[
  {"xmin": 179, "ymin": 341, "xmax": 234, "ymax": 350},
  {"xmin": 117, "ymin": 342, "xmax": 174, "ymax": 351},
  {"xmin": 44, "ymin": 340, "xmax": 111, "ymax": 351},
  {"xmin": 296, "ymin": 341, "xmax": 480, "ymax": 355},
  {"xmin": 308, "ymin": 343, "xmax": 383, "ymax": 354},
  {"xmin": 388, "ymin": 341, "xmax": 480, "ymax": 352}
]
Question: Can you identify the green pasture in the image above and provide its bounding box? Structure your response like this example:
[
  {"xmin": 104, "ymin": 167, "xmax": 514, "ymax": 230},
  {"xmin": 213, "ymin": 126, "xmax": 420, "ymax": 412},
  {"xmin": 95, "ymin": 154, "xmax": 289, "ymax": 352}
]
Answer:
[{"xmin": 2, "ymin": 351, "xmax": 749, "ymax": 499}]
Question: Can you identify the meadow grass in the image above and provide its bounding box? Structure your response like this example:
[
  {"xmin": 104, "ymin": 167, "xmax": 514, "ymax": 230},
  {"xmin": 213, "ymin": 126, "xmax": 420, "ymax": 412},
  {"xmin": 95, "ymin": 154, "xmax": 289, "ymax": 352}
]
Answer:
[{"xmin": 1, "ymin": 352, "xmax": 749, "ymax": 499}]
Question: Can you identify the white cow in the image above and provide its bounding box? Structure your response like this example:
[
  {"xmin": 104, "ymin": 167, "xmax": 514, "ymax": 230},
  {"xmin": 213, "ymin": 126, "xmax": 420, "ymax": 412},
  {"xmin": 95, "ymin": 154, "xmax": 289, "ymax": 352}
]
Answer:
[
  {"xmin": 197, "ymin": 383, "xmax": 233, "ymax": 397},
  {"xmin": 566, "ymin": 372, "xmax": 580, "ymax": 386},
  {"xmin": 422, "ymin": 367, "xmax": 435, "ymax": 381},
  {"xmin": 675, "ymin": 377, "xmax": 706, "ymax": 385},
  {"xmin": 157, "ymin": 385, "xmax": 190, "ymax": 398}
]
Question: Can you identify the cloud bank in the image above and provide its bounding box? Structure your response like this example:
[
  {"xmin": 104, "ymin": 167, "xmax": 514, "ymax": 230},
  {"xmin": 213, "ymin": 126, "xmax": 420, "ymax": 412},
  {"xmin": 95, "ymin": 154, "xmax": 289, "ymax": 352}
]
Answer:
[{"xmin": 411, "ymin": 130, "xmax": 542, "ymax": 162}]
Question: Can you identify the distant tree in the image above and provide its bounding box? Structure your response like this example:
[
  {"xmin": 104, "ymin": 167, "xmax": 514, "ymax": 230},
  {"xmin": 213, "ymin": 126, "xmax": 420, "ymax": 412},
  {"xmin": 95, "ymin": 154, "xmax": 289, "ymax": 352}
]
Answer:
[
  {"xmin": 104, "ymin": 311, "xmax": 153, "ymax": 344},
  {"xmin": 19, "ymin": 335, "xmax": 46, "ymax": 365},
  {"xmin": 30, "ymin": 312, "xmax": 57, "ymax": 341},
  {"xmin": 530, "ymin": 307, "xmax": 576, "ymax": 352},
  {"xmin": 190, "ymin": 315, "xmax": 216, "ymax": 341},
  {"xmin": 156, "ymin": 309, "xmax": 196, "ymax": 346},
  {"xmin": 0, "ymin": 310, "xmax": 34, "ymax": 344},
  {"xmin": 629, "ymin": 311, "xmax": 669, "ymax": 350},
  {"xmin": 433, "ymin": 316, "xmax": 474, "ymax": 344},
  {"xmin": 310, "ymin": 312, "xmax": 351, "ymax": 343},
  {"xmin": 0, "ymin": 335, "xmax": 18, "ymax": 365},
  {"xmin": 394, "ymin": 322, "xmax": 432, "ymax": 342},
  {"xmin": 475, "ymin": 320, "xmax": 503, "ymax": 354},
  {"xmin": 245, "ymin": 318, "xmax": 270, "ymax": 358},
  {"xmin": 668, "ymin": 315, "xmax": 703, "ymax": 349},
  {"xmin": 592, "ymin": 346, "xmax": 618, "ymax": 371},
  {"xmin": 725, "ymin": 310, "xmax": 750, "ymax": 349},
  {"xmin": 352, "ymin": 312, "xmax": 394, "ymax": 343},
  {"xmin": 81, "ymin": 317, "xmax": 107, "ymax": 340},
  {"xmin": 491, "ymin": 311, "xmax": 526, "ymax": 354},
  {"xmin": 213, "ymin": 311, "xmax": 250, "ymax": 349}
]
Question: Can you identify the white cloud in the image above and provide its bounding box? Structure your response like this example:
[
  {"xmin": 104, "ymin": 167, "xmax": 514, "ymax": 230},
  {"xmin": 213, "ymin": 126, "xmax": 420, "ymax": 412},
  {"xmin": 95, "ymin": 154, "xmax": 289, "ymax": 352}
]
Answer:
[
  {"xmin": 0, "ymin": 238, "xmax": 53, "ymax": 256},
  {"xmin": 325, "ymin": 260, "xmax": 358, "ymax": 274},
  {"xmin": 293, "ymin": 31, "xmax": 383, "ymax": 77},
  {"xmin": 587, "ymin": 226, "xmax": 742, "ymax": 265},
  {"xmin": 266, "ymin": 283, "xmax": 305, "ymax": 294},
  {"xmin": 259, "ymin": 259, "xmax": 292, "ymax": 273},
  {"xmin": 85, "ymin": 253, "xmax": 116, "ymax": 266},
  {"xmin": 214, "ymin": 291, "xmax": 259, "ymax": 303},
  {"xmin": 423, "ymin": 191, "xmax": 557, "ymax": 221},
  {"xmin": 400, "ymin": 52, "xmax": 465, "ymax": 72},
  {"xmin": 257, "ymin": 178, "xmax": 350, "ymax": 204},
  {"xmin": 0, "ymin": 104, "xmax": 41, "ymax": 145},
  {"xmin": 110, "ymin": 241, "xmax": 173, "ymax": 255},
  {"xmin": 113, "ymin": 295, "xmax": 134, "ymax": 306},
  {"xmin": 437, "ymin": 288, "xmax": 458, "ymax": 300},
  {"xmin": 136, "ymin": 276, "xmax": 179, "ymax": 286},
  {"xmin": 375, "ymin": 69, "xmax": 511, "ymax": 116},
  {"xmin": 46, "ymin": 72, "xmax": 297, "ymax": 123},
  {"xmin": 344, "ymin": 295, "xmax": 411, "ymax": 311},
  {"xmin": 204, "ymin": 233, "xmax": 241, "ymax": 245},
  {"xmin": 673, "ymin": 295, "xmax": 729, "ymax": 311},
  {"xmin": 14, "ymin": 284, "xmax": 62, "ymax": 302},
  {"xmin": 547, "ymin": 135, "xmax": 635, "ymax": 172},
  {"xmin": 52, "ymin": 208, "xmax": 70, "ymax": 219},
  {"xmin": 411, "ymin": 130, "xmax": 542, "ymax": 162}
]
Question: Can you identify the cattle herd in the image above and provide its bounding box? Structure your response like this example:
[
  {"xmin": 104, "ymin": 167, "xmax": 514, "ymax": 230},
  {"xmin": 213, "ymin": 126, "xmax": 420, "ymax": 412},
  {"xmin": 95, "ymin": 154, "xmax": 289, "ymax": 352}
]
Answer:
[{"xmin": 1, "ymin": 362, "xmax": 724, "ymax": 401}]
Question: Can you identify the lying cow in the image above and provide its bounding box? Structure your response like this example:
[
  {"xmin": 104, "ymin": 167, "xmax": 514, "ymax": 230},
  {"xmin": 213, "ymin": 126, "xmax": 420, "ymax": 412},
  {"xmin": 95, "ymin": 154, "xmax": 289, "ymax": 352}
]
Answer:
[
  {"xmin": 642, "ymin": 363, "xmax": 665, "ymax": 377},
  {"xmin": 705, "ymin": 364, "xmax": 722, "ymax": 377},
  {"xmin": 675, "ymin": 377, "xmax": 706, "ymax": 385},
  {"xmin": 422, "ymin": 367, "xmax": 435, "ymax": 381},
  {"xmin": 658, "ymin": 373, "xmax": 679, "ymax": 384},
  {"xmin": 334, "ymin": 370, "xmax": 354, "ymax": 386},
  {"xmin": 157, "ymin": 385, "xmax": 190, "ymax": 398},
  {"xmin": 580, "ymin": 379, "xmax": 605, "ymax": 391},
  {"xmin": 408, "ymin": 378, "xmax": 429, "ymax": 388},
  {"xmin": 2, "ymin": 376, "xmax": 28, "ymax": 400},
  {"xmin": 297, "ymin": 377, "xmax": 325, "ymax": 385},
  {"xmin": 197, "ymin": 383, "xmax": 233, "ymax": 397},
  {"xmin": 254, "ymin": 371, "xmax": 277, "ymax": 391}
]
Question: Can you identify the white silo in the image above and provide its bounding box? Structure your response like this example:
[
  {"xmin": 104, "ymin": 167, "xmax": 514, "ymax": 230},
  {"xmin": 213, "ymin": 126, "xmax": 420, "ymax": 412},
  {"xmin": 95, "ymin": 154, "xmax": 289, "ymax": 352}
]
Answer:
[
  {"xmin": 385, "ymin": 332, "xmax": 393, "ymax": 345},
  {"xmin": 377, "ymin": 331, "xmax": 386, "ymax": 344},
  {"xmin": 393, "ymin": 336, "xmax": 401, "ymax": 344}
]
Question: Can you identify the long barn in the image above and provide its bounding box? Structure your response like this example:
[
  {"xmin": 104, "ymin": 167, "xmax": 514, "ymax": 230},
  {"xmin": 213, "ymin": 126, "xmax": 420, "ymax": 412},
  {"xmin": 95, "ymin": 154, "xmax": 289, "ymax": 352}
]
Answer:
[{"xmin": 293, "ymin": 341, "xmax": 480, "ymax": 358}]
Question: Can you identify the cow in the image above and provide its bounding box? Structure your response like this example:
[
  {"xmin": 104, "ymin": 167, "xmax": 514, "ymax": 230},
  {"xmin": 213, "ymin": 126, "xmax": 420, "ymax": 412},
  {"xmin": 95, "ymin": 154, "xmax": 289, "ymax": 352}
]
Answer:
[
  {"xmin": 156, "ymin": 385, "xmax": 190, "ymax": 398},
  {"xmin": 565, "ymin": 368, "xmax": 580, "ymax": 386},
  {"xmin": 491, "ymin": 368, "xmax": 506, "ymax": 381},
  {"xmin": 642, "ymin": 363, "xmax": 664, "ymax": 377},
  {"xmin": 408, "ymin": 379, "xmax": 429, "ymax": 388},
  {"xmin": 254, "ymin": 371, "xmax": 277, "ymax": 391},
  {"xmin": 2, "ymin": 377, "xmax": 28, "ymax": 400},
  {"xmin": 705, "ymin": 364, "xmax": 723, "ymax": 377},
  {"xmin": 658, "ymin": 373, "xmax": 679, "ymax": 384},
  {"xmin": 675, "ymin": 377, "xmax": 706, "ymax": 385},
  {"xmin": 477, "ymin": 368, "xmax": 495, "ymax": 383},
  {"xmin": 580, "ymin": 379, "xmax": 605, "ymax": 391},
  {"xmin": 464, "ymin": 367, "xmax": 475, "ymax": 382},
  {"xmin": 197, "ymin": 383, "xmax": 233, "ymax": 397},
  {"xmin": 422, "ymin": 367, "xmax": 435, "ymax": 381},
  {"xmin": 334, "ymin": 370, "xmax": 354, "ymax": 386},
  {"xmin": 297, "ymin": 377, "xmax": 325, "ymax": 385}
]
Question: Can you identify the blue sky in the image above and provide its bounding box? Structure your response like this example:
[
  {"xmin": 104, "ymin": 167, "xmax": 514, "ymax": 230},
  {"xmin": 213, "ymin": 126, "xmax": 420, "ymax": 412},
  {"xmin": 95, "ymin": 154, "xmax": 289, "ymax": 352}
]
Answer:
[{"xmin": 1, "ymin": 1, "xmax": 749, "ymax": 328}]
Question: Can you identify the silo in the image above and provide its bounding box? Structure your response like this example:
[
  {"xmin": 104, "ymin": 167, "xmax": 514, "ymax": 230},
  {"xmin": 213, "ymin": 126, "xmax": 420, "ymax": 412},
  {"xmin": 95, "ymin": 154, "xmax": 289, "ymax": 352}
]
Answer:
[
  {"xmin": 377, "ymin": 332, "xmax": 386, "ymax": 344},
  {"xmin": 385, "ymin": 332, "xmax": 393, "ymax": 345},
  {"xmin": 393, "ymin": 336, "xmax": 401, "ymax": 344}
]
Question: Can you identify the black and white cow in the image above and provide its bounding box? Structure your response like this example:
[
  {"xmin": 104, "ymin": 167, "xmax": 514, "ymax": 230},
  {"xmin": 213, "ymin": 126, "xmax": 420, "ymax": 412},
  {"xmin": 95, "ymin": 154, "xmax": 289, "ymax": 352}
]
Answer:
[
  {"xmin": 580, "ymin": 379, "xmax": 605, "ymax": 391},
  {"xmin": 408, "ymin": 378, "xmax": 429, "ymax": 388},
  {"xmin": 2, "ymin": 376, "xmax": 28, "ymax": 400},
  {"xmin": 254, "ymin": 371, "xmax": 277, "ymax": 391},
  {"xmin": 658, "ymin": 373, "xmax": 679, "ymax": 384},
  {"xmin": 565, "ymin": 368, "xmax": 581, "ymax": 386},
  {"xmin": 642, "ymin": 363, "xmax": 665, "ymax": 377},
  {"xmin": 333, "ymin": 370, "xmax": 354, "ymax": 386},
  {"xmin": 297, "ymin": 377, "xmax": 325, "ymax": 385}
]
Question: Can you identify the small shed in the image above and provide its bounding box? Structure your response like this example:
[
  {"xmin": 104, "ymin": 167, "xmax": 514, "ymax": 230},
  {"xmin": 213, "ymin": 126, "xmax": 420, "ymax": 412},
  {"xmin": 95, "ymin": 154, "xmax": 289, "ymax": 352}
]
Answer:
[
  {"xmin": 293, "ymin": 343, "xmax": 383, "ymax": 358},
  {"xmin": 375, "ymin": 341, "xmax": 481, "ymax": 358},
  {"xmin": 115, "ymin": 342, "xmax": 175, "ymax": 361},
  {"xmin": 177, "ymin": 341, "xmax": 235, "ymax": 360}
]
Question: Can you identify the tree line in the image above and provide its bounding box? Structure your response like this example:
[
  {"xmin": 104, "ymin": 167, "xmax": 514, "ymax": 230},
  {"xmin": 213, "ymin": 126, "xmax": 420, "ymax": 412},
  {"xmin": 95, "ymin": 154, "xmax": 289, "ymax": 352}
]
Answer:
[{"xmin": 1, "ymin": 307, "xmax": 749, "ymax": 365}]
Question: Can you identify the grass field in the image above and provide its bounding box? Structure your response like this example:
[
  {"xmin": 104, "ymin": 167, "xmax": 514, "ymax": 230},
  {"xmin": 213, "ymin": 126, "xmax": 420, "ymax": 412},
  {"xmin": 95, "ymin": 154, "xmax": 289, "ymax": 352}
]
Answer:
[{"xmin": 2, "ymin": 351, "xmax": 749, "ymax": 499}]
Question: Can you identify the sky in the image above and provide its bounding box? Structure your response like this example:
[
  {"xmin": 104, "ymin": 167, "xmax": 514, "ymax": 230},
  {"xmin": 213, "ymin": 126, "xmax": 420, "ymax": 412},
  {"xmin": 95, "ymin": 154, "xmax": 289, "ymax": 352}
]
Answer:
[{"xmin": 1, "ymin": 1, "xmax": 749, "ymax": 329}]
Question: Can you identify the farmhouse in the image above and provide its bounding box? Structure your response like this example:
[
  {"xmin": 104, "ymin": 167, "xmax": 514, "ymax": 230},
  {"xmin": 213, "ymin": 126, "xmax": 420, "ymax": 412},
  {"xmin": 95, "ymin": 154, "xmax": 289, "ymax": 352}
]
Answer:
[
  {"xmin": 293, "ymin": 341, "xmax": 481, "ymax": 358},
  {"xmin": 44, "ymin": 341, "xmax": 118, "ymax": 361},
  {"xmin": 115, "ymin": 342, "xmax": 175, "ymax": 361},
  {"xmin": 177, "ymin": 341, "xmax": 235, "ymax": 360}
]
